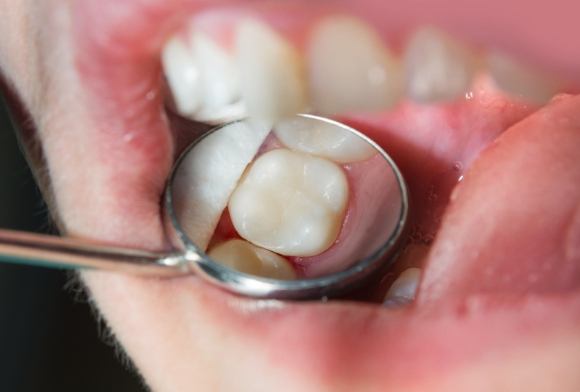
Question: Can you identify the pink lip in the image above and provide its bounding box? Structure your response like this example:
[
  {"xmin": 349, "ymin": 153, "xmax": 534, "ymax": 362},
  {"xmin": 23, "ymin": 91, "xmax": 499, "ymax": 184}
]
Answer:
[{"xmin": 72, "ymin": 0, "xmax": 580, "ymax": 387}]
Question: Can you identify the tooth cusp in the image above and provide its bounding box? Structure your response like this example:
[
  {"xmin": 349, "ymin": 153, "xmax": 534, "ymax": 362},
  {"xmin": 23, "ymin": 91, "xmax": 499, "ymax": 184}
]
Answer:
[
  {"xmin": 487, "ymin": 51, "xmax": 564, "ymax": 105},
  {"xmin": 208, "ymin": 239, "xmax": 296, "ymax": 280},
  {"xmin": 384, "ymin": 267, "xmax": 422, "ymax": 306},
  {"xmin": 236, "ymin": 19, "xmax": 308, "ymax": 122},
  {"xmin": 161, "ymin": 36, "xmax": 202, "ymax": 116},
  {"xmin": 308, "ymin": 16, "xmax": 402, "ymax": 114},
  {"xmin": 404, "ymin": 27, "xmax": 478, "ymax": 103},
  {"xmin": 274, "ymin": 116, "xmax": 376, "ymax": 163},
  {"xmin": 229, "ymin": 149, "xmax": 349, "ymax": 257}
]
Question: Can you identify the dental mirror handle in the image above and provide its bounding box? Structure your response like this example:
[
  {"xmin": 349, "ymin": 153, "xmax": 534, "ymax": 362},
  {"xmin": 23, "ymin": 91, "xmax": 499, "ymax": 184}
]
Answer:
[{"xmin": 0, "ymin": 229, "xmax": 189, "ymax": 277}]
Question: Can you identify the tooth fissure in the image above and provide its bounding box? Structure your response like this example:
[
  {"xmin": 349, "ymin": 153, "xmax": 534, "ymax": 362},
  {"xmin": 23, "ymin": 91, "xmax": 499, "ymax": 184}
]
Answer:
[{"xmin": 229, "ymin": 149, "xmax": 348, "ymax": 257}]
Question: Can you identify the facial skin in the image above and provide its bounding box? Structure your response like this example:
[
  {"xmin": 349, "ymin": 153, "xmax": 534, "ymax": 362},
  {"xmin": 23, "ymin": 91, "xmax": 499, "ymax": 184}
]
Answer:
[{"xmin": 1, "ymin": 1, "xmax": 580, "ymax": 391}]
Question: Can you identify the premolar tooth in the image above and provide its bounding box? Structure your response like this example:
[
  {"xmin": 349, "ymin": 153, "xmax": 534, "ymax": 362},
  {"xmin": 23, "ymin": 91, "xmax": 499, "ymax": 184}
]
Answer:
[
  {"xmin": 192, "ymin": 33, "xmax": 241, "ymax": 111},
  {"xmin": 208, "ymin": 239, "xmax": 296, "ymax": 280},
  {"xmin": 404, "ymin": 27, "xmax": 478, "ymax": 103},
  {"xmin": 274, "ymin": 116, "xmax": 376, "ymax": 163},
  {"xmin": 236, "ymin": 19, "xmax": 308, "ymax": 121},
  {"xmin": 229, "ymin": 149, "xmax": 348, "ymax": 257},
  {"xmin": 487, "ymin": 51, "xmax": 564, "ymax": 104},
  {"xmin": 161, "ymin": 36, "xmax": 202, "ymax": 116},
  {"xmin": 383, "ymin": 267, "xmax": 422, "ymax": 307},
  {"xmin": 308, "ymin": 16, "xmax": 402, "ymax": 114}
]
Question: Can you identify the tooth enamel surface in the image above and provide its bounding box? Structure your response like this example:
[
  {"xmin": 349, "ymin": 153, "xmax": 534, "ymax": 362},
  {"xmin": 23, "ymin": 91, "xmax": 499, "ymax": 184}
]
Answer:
[
  {"xmin": 384, "ymin": 267, "xmax": 422, "ymax": 303},
  {"xmin": 308, "ymin": 16, "xmax": 402, "ymax": 114},
  {"xmin": 404, "ymin": 27, "xmax": 478, "ymax": 103},
  {"xmin": 229, "ymin": 149, "xmax": 348, "ymax": 257},
  {"xmin": 487, "ymin": 51, "xmax": 564, "ymax": 104},
  {"xmin": 172, "ymin": 120, "xmax": 270, "ymax": 251},
  {"xmin": 192, "ymin": 33, "xmax": 242, "ymax": 113},
  {"xmin": 161, "ymin": 36, "xmax": 202, "ymax": 116},
  {"xmin": 274, "ymin": 116, "xmax": 376, "ymax": 163},
  {"xmin": 208, "ymin": 239, "xmax": 296, "ymax": 280},
  {"xmin": 236, "ymin": 19, "xmax": 308, "ymax": 121}
]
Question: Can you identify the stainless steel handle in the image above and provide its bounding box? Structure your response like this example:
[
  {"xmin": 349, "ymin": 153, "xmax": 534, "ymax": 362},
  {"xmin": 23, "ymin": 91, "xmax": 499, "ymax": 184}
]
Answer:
[{"xmin": 0, "ymin": 229, "xmax": 189, "ymax": 277}]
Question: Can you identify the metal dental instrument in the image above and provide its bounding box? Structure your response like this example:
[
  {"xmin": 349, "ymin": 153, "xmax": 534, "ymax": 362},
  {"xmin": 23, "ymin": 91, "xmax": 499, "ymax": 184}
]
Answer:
[{"xmin": 0, "ymin": 114, "xmax": 408, "ymax": 300}]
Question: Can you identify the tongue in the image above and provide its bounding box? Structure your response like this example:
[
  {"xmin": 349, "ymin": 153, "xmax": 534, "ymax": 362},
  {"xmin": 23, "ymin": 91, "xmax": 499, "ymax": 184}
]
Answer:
[{"xmin": 419, "ymin": 94, "xmax": 580, "ymax": 303}]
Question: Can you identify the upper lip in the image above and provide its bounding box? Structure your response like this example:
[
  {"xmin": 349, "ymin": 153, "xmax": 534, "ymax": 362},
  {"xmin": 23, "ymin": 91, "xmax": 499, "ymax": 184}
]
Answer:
[{"xmin": 71, "ymin": 0, "xmax": 580, "ymax": 386}]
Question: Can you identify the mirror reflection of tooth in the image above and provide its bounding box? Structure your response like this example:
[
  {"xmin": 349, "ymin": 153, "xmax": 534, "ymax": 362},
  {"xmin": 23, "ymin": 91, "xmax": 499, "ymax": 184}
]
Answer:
[
  {"xmin": 208, "ymin": 239, "xmax": 297, "ymax": 280},
  {"xmin": 404, "ymin": 27, "xmax": 478, "ymax": 103},
  {"xmin": 487, "ymin": 51, "xmax": 564, "ymax": 105},
  {"xmin": 308, "ymin": 16, "xmax": 402, "ymax": 115},
  {"xmin": 274, "ymin": 116, "xmax": 376, "ymax": 163},
  {"xmin": 229, "ymin": 149, "xmax": 348, "ymax": 257},
  {"xmin": 236, "ymin": 19, "xmax": 308, "ymax": 122},
  {"xmin": 172, "ymin": 120, "xmax": 270, "ymax": 251},
  {"xmin": 161, "ymin": 36, "xmax": 202, "ymax": 116}
]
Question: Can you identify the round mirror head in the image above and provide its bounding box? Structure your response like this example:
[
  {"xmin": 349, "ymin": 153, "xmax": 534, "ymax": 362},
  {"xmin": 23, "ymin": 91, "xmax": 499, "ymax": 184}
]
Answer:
[{"xmin": 165, "ymin": 114, "xmax": 408, "ymax": 300}]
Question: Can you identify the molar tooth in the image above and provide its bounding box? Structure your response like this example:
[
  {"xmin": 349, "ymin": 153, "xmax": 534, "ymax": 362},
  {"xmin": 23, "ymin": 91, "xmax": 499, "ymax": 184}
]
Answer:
[
  {"xmin": 308, "ymin": 16, "xmax": 402, "ymax": 114},
  {"xmin": 161, "ymin": 36, "xmax": 202, "ymax": 116},
  {"xmin": 383, "ymin": 267, "xmax": 422, "ymax": 307},
  {"xmin": 274, "ymin": 116, "xmax": 376, "ymax": 163},
  {"xmin": 487, "ymin": 51, "xmax": 564, "ymax": 104},
  {"xmin": 229, "ymin": 149, "xmax": 348, "ymax": 257},
  {"xmin": 208, "ymin": 239, "xmax": 296, "ymax": 280},
  {"xmin": 236, "ymin": 19, "xmax": 308, "ymax": 122},
  {"xmin": 404, "ymin": 27, "xmax": 478, "ymax": 103}
]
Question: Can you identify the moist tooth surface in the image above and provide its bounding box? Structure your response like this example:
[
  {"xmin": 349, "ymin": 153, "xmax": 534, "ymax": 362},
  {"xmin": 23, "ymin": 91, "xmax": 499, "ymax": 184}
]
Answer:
[
  {"xmin": 487, "ymin": 51, "xmax": 564, "ymax": 104},
  {"xmin": 236, "ymin": 19, "xmax": 308, "ymax": 121},
  {"xmin": 172, "ymin": 120, "xmax": 270, "ymax": 251},
  {"xmin": 208, "ymin": 239, "xmax": 296, "ymax": 279},
  {"xmin": 308, "ymin": 16, "xmax": 402, "ymax": 114},
  {"xmin": 274, "ymin": 116, "xmax": 377, "ymax": 163},
  {"xmin": 404, "ymin": 27, "xmax": 479, "ymax": 103},
  {"xmin": 161, "ymin": 35, "xmax": 202, "ymax": 116},
  {"xmin": 229, "ymin": 149, "xmax": 349, "ymax": 257}
]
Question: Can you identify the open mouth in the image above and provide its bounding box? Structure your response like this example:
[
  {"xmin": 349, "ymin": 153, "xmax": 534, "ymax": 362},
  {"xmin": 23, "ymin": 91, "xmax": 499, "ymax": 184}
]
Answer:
[{"xmin": 48, "ymin": 0, "xmax": 580, "ymax": 389}]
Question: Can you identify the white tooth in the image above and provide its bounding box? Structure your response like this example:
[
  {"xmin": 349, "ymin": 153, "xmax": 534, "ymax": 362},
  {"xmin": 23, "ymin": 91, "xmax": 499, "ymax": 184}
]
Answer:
[
  {"xmin": 208, "ymin": 239, "xmax": 296, "ymax": 280},
  {"xmin": 308, "ymin": 16, "xmax": 402, "ymax": 114},
  {"xmin": 172, "ymin": 120, "xmax": 270, "ymax": 251},
  {"xmin": 161, "ymin": 36, "xmax": 202, "ymax": 116},
  {"xmin": 404, "ymin": 27, "xmax": 478, "ymax": 103},
  {"xmin": 229, "ymin": 149, "xmax": 348, "ymax": 257},
  {"xmin": 236, "ymin": 19, "xmax": 308, "ymax": 121},
  {"xmin": 384, "ymin": 267, "xmax": 422, "ymax": 305},
  {"xmin": 487, "ymin": 51, "xmax": 564, "ymax": 104},
  {"xmin": 192, "ymin": 33, "xmax": 242, "ymax": 111},
  {"xmin": 274, "ymin": 116, "xmax": 376, "ymax": 163}
]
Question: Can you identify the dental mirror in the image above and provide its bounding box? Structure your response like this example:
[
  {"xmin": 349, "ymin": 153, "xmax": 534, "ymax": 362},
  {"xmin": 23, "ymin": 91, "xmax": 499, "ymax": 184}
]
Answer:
[{"xmin": 0, "ymin": 114, "xmax": 408, "ymax": 300}]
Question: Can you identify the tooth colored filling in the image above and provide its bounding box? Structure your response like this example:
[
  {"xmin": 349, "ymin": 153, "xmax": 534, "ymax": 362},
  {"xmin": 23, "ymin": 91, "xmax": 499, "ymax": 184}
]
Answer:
[{"xmin": 229, "ymin": 148, "xmax": 349, "ymax": 257}]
